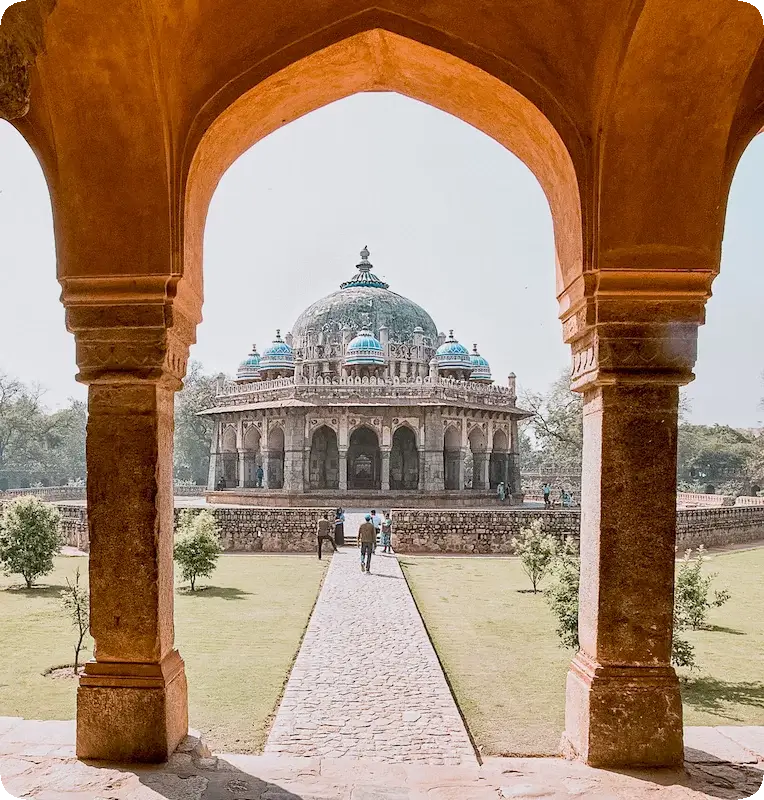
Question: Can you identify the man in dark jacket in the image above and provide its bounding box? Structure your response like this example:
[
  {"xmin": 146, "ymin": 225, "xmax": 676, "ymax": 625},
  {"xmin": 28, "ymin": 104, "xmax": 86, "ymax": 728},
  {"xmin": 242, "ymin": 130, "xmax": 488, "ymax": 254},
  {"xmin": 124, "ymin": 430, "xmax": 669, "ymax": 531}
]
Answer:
[
  {"xmin": 316, "ymin": 513, "xmax": 338, "ymax": 560},
  {"xmin": 358, "ymin": 514, "xmax": 376, "ymax": 573}
]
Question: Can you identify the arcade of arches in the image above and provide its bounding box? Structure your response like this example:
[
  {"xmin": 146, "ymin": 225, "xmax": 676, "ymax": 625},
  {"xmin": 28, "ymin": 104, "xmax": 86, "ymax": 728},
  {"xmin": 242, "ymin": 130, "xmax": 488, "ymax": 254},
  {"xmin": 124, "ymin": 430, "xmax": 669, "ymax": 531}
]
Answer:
[{"xmin": 2, "ymin": 0, "xmax": 763, "ymax": 771}]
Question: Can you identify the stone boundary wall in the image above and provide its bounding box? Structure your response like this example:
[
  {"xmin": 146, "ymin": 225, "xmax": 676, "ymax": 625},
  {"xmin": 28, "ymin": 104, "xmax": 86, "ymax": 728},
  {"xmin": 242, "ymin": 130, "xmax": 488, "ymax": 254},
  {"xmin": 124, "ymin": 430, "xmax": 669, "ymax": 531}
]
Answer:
[
  {"xmin": 4, "ymin": 502, "xmax": 764, "ymax": 555},
  {"xmin": 391, "ymin": 507, "xmax": 764, "ymax": 554},
  {"xmin": 29, "ymin": 504, "xmax": 334, "ymax": 553},
  {"xmin": 392, "ymin": 509, "xmax": 580, "ymax": 554}
]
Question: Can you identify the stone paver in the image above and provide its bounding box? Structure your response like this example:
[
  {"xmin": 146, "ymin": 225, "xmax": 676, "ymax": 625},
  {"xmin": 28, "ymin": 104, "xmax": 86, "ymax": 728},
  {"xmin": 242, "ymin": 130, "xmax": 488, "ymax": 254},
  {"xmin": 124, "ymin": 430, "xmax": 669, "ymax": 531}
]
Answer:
[{"xmin": 264, "ymin": 530, "xmax": 475, "ymax": 765}]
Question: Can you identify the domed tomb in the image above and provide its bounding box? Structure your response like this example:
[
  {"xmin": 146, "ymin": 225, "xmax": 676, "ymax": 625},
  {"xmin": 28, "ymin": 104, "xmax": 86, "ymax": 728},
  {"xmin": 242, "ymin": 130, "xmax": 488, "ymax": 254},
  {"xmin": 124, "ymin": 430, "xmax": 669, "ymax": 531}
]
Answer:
[{"xmin": 291, "ymin": 248, "xmax": 438, "ymax": 347}]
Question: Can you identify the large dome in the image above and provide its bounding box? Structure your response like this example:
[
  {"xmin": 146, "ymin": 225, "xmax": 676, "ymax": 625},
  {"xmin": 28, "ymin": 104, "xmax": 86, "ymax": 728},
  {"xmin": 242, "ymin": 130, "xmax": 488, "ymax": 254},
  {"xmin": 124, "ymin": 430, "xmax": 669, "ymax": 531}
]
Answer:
[{"xmin": 291, "ymin": 248, "xmax": 438, "ymax": 344}]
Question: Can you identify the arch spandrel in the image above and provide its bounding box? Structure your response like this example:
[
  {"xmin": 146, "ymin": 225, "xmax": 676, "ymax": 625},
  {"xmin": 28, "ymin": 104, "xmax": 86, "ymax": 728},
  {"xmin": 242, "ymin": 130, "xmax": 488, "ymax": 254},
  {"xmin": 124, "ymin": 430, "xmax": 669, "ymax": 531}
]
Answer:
[{"xmin": 184, "ymin": 28, "xmax": 585, "ymax": 314}]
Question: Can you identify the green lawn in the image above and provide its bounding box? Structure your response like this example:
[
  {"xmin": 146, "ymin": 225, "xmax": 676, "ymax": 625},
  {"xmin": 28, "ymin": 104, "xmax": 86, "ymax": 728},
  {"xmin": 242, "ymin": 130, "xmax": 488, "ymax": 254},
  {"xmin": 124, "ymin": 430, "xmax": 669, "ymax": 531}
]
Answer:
[
  {"xmin": 0, "ymin": 554, "xmax": 327, "ymax": 753},
  {"xmin": 401, "ymin": 547, "xmax": 764, "ymax": 758}
]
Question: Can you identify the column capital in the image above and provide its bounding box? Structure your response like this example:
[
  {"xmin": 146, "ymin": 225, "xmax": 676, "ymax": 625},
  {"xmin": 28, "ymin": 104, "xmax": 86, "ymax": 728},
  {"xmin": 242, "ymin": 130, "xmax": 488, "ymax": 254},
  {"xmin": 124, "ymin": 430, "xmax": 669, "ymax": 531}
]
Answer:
[
  {"xmin": 62, "ymin": 276, "xmax": 199, "ymax": 387},
  {"xmin": 559, "ymin": 271, "xmax": 708, "ymax": 391}
]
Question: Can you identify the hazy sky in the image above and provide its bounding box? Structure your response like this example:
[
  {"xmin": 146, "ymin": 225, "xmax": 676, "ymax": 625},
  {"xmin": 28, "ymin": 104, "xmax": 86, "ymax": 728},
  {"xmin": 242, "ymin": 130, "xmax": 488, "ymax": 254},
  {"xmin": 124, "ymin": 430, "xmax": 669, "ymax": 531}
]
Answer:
[{"xmin": 1, "ymin": 92, "xmax": 763, "ymax": 426}]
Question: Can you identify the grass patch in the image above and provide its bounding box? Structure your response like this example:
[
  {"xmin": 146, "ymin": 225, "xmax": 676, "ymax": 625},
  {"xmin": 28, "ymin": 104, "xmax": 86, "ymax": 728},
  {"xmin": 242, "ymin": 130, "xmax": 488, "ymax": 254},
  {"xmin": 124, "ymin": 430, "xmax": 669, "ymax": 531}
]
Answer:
[
  {"xmin": 401, "ymin": 547, "xmax": 764, "ymax": 758},
  {"xmin": 0, "ymin": 553, "xmax": 327, "ymax": 753}
]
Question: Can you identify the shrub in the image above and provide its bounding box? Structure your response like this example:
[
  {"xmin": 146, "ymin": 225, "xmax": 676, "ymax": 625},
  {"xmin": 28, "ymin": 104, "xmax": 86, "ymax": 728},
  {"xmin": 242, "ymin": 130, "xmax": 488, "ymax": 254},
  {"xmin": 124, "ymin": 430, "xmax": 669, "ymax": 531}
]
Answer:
[
  {"xmin": 173, "ymin": 510, "xmax": 221, "ymax": 591},
  {"xmin": 674, "ymin": 545, "xmax": 731, "ymax": 631},
  {"xmin": 511, "ymin": 518, "xmax": 556, "ymax": 593},
  {"xmin": 543, "ymin": 539, "xmax": 722, "ymax": 671},
  {"xmin": 0, "ymin": 495, "xmax": 62, "ymax": 588},
  {"xmin": 61, "ymin": 566, "xmax": 90, "ymax": 674},
  {"xmin": 544, "ymin": 536, "xmax": 580, "ymax": 649}
]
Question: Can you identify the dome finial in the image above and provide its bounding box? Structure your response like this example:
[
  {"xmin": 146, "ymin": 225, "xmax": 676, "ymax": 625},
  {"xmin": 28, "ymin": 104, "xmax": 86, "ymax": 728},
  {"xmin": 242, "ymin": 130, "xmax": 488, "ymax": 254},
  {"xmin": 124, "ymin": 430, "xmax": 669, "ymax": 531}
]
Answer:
[
  {"xmin": 275, "ymin": 329, "xmax": 282, "ymax": 341},
  {"xmin": 473, "ymin": 343, "xmax": 478, "ymax": 353},
  {"xmin": 358, "ymin": 246, "xmax": 371, "ymax": 273}
]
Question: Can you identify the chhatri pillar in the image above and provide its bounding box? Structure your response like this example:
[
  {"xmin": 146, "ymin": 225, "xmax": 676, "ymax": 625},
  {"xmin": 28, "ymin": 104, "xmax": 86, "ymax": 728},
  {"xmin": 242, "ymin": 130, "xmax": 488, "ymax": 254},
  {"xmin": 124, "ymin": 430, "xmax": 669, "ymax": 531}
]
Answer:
[
  {"xmin": 65, "ymin": 283, "xmax": 196, "ymax": 762},
  {"xmin": 380, "ymin": 448, "xmax": 391, "ymax": 492},
  {"xmin": 561, "ymin": 308, "xmax": 700, "ymax": 768}
]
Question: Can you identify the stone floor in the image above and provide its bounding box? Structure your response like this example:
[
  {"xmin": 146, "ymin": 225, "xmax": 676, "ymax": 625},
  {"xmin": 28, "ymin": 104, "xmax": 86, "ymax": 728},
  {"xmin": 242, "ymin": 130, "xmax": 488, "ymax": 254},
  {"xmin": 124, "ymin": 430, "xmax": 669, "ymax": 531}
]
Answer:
[
  {"xmin": 1, "ymin": 720, "xmax": 764, "ymax": 799},
  {"xmin": 265, "ymin": 543, "xmax": 475, "ymax": 764}
]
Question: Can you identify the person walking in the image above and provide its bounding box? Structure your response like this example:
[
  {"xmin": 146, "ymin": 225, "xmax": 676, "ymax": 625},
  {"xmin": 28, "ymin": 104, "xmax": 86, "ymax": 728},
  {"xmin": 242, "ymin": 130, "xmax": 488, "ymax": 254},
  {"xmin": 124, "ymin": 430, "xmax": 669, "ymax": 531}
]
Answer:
[
  {"xmin": 371, "ymin": 508, "xmax": 382, "ymax": 550},
  {"xmin": 542, "ymin": 482, "xmax": 551, "ymax": 508},
  {"xmin": 256, "ymin": 465, "xmax": 264, "ymax": 488},
  {"xmin": 359, "ymin": 514, "xmax": 376, "ymax": 573},
  {"xmin": 316, "ymin": 512, "xmax": 338, "ymax": 560},
  {"xmin": 497, "ymin": 481, "xmax": 506, "ymax": 502},
  {"xmin": 381, "ymin": 512, "xmax": 393, "ymax": 553},
  {"xmin": 333, "ymin": 507, "xmax": 345, "ymax": 546}
]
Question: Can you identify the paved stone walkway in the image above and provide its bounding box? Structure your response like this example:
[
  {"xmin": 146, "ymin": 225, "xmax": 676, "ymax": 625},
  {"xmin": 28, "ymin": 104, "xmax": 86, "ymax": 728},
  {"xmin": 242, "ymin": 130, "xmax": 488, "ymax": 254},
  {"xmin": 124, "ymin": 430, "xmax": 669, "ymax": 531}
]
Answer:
[
  {"xmin": 2, "ymin": 720, "xmax": 764, "ymax": 799},
  {"xmin": 264, "ymin": 541, "xmax": 476, "ymax": 765}
]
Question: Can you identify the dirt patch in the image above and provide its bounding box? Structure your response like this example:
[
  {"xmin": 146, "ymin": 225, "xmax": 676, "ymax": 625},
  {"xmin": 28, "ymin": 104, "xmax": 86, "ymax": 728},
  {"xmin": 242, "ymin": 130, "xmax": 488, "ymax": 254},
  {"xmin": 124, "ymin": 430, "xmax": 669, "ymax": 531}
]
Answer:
[{"xmin": 44, "ymin": 664, "xmax": 85, "ymax": 680}]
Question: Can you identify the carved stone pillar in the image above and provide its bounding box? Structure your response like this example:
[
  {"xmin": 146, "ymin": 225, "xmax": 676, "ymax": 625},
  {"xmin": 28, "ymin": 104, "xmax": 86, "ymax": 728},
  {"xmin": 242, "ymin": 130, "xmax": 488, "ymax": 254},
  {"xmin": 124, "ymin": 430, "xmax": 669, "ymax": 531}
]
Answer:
[
  {"xmin": 561, "ymin": 309, "xmax": 700, "ymax": 768},
  {"xmin": 457, "ymin": 448, "xmax": 468, "ymax": 490},
  {"xmin": 381, "ymin": 448, "xmax": 391, "ymax": 492},
  {"xmin": 237, "ymin": 450, "xmax": 246, "ymax": 488},
  {"xmin": 338, "ymin": 449, "xmax": 348, "ymax": 493},
  {"xmin": 65, "ymin": 290, "xmax": 196, "ymax": 763}
]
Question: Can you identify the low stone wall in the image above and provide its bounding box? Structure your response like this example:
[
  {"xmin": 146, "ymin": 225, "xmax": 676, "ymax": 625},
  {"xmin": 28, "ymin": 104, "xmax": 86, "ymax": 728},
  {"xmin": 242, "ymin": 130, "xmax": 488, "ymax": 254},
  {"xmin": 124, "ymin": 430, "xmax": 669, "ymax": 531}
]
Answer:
[
  {"xmin": 6, "ymin": 500, "xmax": 764, "ymax": 555},
  {"xmin": 0, "ymin": 484, "xmax": 206, "ymax": 502},
  {"xmin": 392, "ymin": 506, "xmax": 764, "ymax": 554},
  {"xmin": 392, "ymin": 509, "xmax": 580, "ymax": 554},
  {"xmin": 675, "ymin": 507, "xmax": 764, "ymax": 549},
  {"xmin": 45, "ymin": 504, "xmax": 334, "ymax": 553}
]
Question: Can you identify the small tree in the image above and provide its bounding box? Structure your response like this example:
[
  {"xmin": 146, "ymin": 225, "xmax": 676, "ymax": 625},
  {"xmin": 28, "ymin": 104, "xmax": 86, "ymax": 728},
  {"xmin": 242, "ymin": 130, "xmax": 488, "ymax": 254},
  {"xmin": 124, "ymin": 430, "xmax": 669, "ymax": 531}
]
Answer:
[
  {"xmin": 544, "ymin": 536, "xmax": 580, "ymax": 649},
  {"xmin": 174, "ymin": 510, "xmax": 221, "ymax": 591},
  {"xmin": 0, "ymin": 495, "xmax": 62, "ymax": 588},
  {"xmin": 674, "ymin": 546, "xmax": 731, "ymax": 631},
  {"xmin": 512, "ymin": 518, "xmax": 556, "ymax": 593},
  {"xmin": 61, "ymin": 566, "xmax": 89, "ymax": 674}
]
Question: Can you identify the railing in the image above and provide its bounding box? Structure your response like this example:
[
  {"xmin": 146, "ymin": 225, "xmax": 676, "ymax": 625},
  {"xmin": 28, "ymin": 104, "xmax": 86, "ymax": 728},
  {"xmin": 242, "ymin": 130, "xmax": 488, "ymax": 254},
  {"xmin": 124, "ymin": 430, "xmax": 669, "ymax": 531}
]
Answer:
[
  {"xmin": 214, "ymin": 375, "xmax": 518, "ymax": 409},
  {"xmin": 676, "ymin": 492, "xmax": 734, "ymax": 508}
]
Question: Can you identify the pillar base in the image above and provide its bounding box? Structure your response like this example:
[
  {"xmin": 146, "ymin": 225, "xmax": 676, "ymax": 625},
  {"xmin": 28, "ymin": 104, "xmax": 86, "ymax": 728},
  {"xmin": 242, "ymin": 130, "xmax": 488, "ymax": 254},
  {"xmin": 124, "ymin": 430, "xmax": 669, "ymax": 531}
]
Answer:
[
  {"xmin": 77, "ymin": 650, "xmax": 188, "ymax": 763},
  {"xmin": 562, "ymin": 652, "xmax": 683, "ymax": 768}
]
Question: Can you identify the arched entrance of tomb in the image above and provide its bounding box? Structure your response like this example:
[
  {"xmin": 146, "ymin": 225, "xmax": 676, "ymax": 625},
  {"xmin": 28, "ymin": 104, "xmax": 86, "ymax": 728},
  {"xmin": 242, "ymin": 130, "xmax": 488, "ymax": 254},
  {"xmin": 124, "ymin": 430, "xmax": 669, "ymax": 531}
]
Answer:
[
  {"xmin": 348, "ymin": 426, "xmax": 381, "ymax": 490},
  {"xmin": 469, "ymin": 426, "xmax": 488, "ymax": 491},
  {"xmin": 220, "ymin": 425, "xmax": 238, "ymax": 487},
  {"xmin": 309, "ymin": 426, "xmax": 339, "ymax": 490},
  {"xmin": 243, "ymin": 426, "xmax": 261, "ymax": 488},
  {"xmin": 390, "ymin": 426, "xmax": 419, "ymax": 490},
  {"xmin": 490, "ymin": 429, "xmax": 509, "ymax": 490},
  {"xmin": 443, "ymin": 426, "xmax": 462, "ymax": 490},
  {"xmin": 267, "ymin": 426, "xmax": 285, "ymax": 489}
]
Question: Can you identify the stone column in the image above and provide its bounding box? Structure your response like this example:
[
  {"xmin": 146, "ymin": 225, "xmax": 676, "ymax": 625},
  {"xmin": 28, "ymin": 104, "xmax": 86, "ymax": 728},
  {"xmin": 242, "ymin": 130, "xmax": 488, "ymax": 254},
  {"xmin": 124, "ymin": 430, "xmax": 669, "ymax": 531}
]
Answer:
[
  {"xmin": 457, "ymin": 448, "xmax": 467, "ymax": 490},
  {"xmin": 283, "ymin": 413, "xmax": 305, "ymax": 493},
  {"xmin": 381, "ymin": 448, "xmax": 391, "ymax": 492},
  {"xmin": 480, "ymin": 449, "xmax": 491, "ymax": 490},
  {"xmin": 561, "ymin": 316, "xmax": 699, "ymax": 768},
  {"xmin": 207, "ymin": 420, "xmax": 219, "ymax": 490},
  {"xmin": 338, "ymin": 449, "xmax": 348, "ymax": 492},
  {"xmin": 422, "ymin": 409, "xmax": 444, "ymax": 492},
  {"xmin": 65, "ymin": 299, "xmax": 195, "ymax": 763},
  {"xmin": 237, "ymin": 449, "xmax": 246, "ymax": 488}
]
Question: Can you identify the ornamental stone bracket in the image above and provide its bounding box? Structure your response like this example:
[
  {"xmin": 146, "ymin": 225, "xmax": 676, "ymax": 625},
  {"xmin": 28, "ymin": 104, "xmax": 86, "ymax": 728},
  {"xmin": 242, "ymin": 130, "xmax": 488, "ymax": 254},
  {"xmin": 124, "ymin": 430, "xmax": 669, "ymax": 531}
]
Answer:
[
  {"xmin": 61, "ymin": 277, "xmax": 199, "ymax": 387},
  {"xmin": 0, "ymin": 36, "xmax": 29, "ymax": 119},
  {"xmin": 560, "ymin": 269, "xmax": 711, "ymax": 392}
]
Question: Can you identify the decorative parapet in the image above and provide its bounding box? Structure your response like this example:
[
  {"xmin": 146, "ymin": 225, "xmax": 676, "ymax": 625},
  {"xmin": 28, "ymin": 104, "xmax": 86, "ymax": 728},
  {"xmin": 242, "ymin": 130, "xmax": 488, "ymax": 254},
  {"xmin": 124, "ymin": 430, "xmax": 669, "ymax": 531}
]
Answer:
[{"xmin": 212, "ymin": 375, "xmax": 522, "ymax": 411}]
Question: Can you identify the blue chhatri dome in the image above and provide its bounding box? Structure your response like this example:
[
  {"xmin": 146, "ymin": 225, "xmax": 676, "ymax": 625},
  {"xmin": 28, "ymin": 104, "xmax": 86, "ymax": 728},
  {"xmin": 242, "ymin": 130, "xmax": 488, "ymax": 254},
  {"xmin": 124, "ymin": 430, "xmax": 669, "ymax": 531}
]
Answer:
[
  {"xmin": 237, "ymin": 344, "xmax": 261, "ymax": 380},
  {"xmin": 345, "ymin": 330, "xmax": 386, "ymax": 366},
  {"xmin": 260, "ymin": 330, "xmax": 295, "ymax": 371},
  {"xmin": 435, "ymin": 330, "xmax": 473, "ymax": 371},
  {"xmin": 469, "ymin": 344, "xmax": 493, "ymax": 383}
]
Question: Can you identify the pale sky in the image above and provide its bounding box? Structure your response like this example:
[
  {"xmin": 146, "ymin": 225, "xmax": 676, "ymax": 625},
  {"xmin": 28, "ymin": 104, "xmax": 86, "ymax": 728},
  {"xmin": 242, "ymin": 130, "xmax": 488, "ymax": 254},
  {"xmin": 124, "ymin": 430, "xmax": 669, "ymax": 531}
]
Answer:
[{"xmin": 1, "ymin": 92, "xmax": 763, "ymax": 426}]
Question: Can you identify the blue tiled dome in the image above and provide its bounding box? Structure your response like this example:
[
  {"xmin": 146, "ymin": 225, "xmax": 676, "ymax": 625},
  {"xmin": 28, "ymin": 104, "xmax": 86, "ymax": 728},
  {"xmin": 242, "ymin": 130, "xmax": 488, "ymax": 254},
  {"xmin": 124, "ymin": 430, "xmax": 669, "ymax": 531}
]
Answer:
[
  {"xmin": 260, "ymin": 330, "xmax": 295, "ymax": 372},
  {"xmin": 469, "ymin": 344, "xmax": 493, "ymax": 383},
  {"xmin": 237, "ymin": 344, "xmax": 261, "ymax": 381},
  {"xmin": 435, "ymin": 331, "xmax": 473, "ymax": 372},
  {"xmin": 345, "ymin": 330, "xmax": 386, "ymax": 366}
]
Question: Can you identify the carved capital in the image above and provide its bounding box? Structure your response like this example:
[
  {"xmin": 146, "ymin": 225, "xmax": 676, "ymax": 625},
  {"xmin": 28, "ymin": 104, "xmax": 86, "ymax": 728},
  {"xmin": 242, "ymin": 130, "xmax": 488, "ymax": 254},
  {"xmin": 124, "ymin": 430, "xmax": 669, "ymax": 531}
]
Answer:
[
  {"xmin": 61, "ymin": 276, "xmax": 198, "ymax": 387},
  {"xmin": 570, "ymin": 323, "xmax": 698, "ymax": 391},
  {"xmin": 0, "ymin": 36, "xmax": 29, "ymax": 120}
]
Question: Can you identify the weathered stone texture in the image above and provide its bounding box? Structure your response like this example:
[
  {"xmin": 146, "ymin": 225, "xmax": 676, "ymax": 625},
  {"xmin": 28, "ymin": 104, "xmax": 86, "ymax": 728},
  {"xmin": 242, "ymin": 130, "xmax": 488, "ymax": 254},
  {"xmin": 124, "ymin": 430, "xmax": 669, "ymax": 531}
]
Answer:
[{"xmin": 392, "ymin": 509, "xmax": 580, "ymax": 554}]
